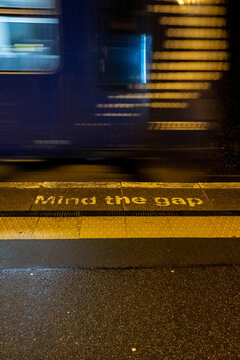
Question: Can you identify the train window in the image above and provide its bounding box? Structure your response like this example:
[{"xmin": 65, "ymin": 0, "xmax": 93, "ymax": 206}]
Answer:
[
  {"xmin": 98, "ymin": 34, "xmax": 152, "ymax": 85},
  {"xmin": 0, "ymin": 0, "xmax": 60, "ymax": 73},
  {"xmin": 0, "ymin": 0, "xmax": 55, "ymax": 9}
]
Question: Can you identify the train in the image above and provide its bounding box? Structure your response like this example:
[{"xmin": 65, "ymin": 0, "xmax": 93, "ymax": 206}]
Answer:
[{"xmin": 0, "ymin": 0, "xmax": 237, "ymax": 163}]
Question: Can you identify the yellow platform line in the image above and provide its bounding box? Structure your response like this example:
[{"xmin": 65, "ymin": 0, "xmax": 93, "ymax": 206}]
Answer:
[
  {"xmin": 0, "ymin": 216, "xmax": 239, "ymax": 239},
  {"xmin": 0, "ymin": 182, "xmax": 240, "ymax": 189}
]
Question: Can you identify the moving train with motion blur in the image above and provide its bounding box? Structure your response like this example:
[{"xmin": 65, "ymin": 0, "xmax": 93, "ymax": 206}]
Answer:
[{"xmin": 0, "ymin": 0, "xmax": 239, "ymax": 164}]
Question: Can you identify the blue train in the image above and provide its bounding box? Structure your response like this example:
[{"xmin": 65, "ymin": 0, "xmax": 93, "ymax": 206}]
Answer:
[{"xmin": 0, "ymin": 0, "xmax": 232, "ymax": 160}]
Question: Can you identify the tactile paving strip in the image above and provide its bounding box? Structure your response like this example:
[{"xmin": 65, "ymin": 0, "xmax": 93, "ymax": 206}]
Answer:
[
  {"xmin": 0, "ymin": 216, "xmax": 240, "ymax": 239},
  {"xmin": 0, "ymin": 217, "xmax": 38, "ymax": 239}
]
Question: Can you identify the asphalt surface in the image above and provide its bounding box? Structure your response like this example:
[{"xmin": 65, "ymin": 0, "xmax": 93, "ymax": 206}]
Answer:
[{"xmin": 1, "ymin": 266, "xmax": 240, "ymax": 360}]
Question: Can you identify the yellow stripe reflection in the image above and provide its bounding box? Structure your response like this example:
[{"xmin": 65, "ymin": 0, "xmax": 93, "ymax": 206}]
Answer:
[
  {"xmin": 165, "ymin": 40, "xmax": 228, "ymax": 49},
  {"xmin": 97, "ymin": 103, "xmax": 188, "ymax": 109},
  {"xmin": 149, "ymin": 72, "xmax": 222, "ymax": 80},
  {"xmin": 148, "ymin": 5, "xmax": 226, "ymax": 15},
  {"xmin": 108, "ymin": 92, "xmax": 200, "ymax": 99},
  {"xmin": 160, "ymin": 16, "xmax": 226, "ymax": 27},
  {"xmin": 153, "ymin": 51, "xmax": 229, "ymax": 61},
  {"xmin": 95, "ymin": 113, "xmax": 140, "ymax": 117},
  {"xmin": 148, "ymin": 121, "xmax": 210, "ymax": 130},
  {"xmin": 167, "ymin": 28, "xmax": 228, "ymax": 38},
  {"xmin": 151, "ymin": 62, "xmax": 229, "ymax": 71},
  {"xmin": 134, "ymin": 82, "xmax": 210, "ymax": 90}
]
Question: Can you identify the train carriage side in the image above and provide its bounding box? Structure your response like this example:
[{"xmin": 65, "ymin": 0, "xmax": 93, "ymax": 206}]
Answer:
[
  {"xmin": 0, "ymin": 0, "xmax": 233, "ymax": 162},
  {"xmin": 0, "ymin": 0, "xmax": 152, "ymax": 158}
]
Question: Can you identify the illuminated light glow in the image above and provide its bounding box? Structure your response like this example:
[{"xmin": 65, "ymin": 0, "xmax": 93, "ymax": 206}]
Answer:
[
  {"xmin": 134, "ymin": 82, "xmax": 210, "ymax": 90},
  {"xmin": 141, "ymin": 34, "xmax": 147, "ymax": 84},
  {"xmin": 148, "ymin": 121, "xmax": 211, "ymax": 131},
  {"xmin": 14, "ymin": 44, "xmax": 44, "ymax": 47},
  {"xmin": 153, "ymin": 51, "xmax": 229, "ymax": 61},
  {"xmin": 0, "ymin": 0, "xmax": 56, "ymax": 9},
  {"xmin": 165, "ymin": 39, "xmax": 228, "ymax": 49},
  {"xmin": 149, "ymin": 72, "xmax": 222, "ymax": 80},
  {"xmin": 148, "ymin": 5, "xmax": 226, "ymax": 15},
  {"xmin": 95, "ymin": 113, "xmax": 140, "ymax": 117},
  {"xmin": 0, "ymin": 16, "xmax": 58, "ymax": 23},
  {"xmin": 97, "ymin": 103, "xmax": 188, "ymax": 108},
  {"xmin": 13, "ymin": 43, "xmax": 44, "ymax": 52},
  {"xmin": 174, "ymin": 0, "xmax": 225, "ymax": 4},
  {"xmin": 108, "ymin": 92, "xmax": 200, "ymax": 99},
  {"xmin": 160, "ymin": 16, "xmax": 227, "ymax": 27},
  {"xmin": 167, "ymin": 28, "xmax": 228, "ymax": 39},
  {"xmin": 151, "ymin": 62, "xmax": 229, "ymax": 71}
]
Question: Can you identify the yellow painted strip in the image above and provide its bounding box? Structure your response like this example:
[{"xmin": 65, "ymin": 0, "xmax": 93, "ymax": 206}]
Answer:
[
  {"xmin": 0, "ymin": 217, "xmax": 38, "ymax": 240},
  {"xmin": 0, "ymin": 182, "xmax": 239, "ymax": 189},
  {"xmin": 199, "ymin": 183, "xmax": 240, "ymax": 188},
  {"xmin": 122, "ymin": 182, "xmax": 200, "ymax": 188},
  {"xmin": 42, "ymin": 182, "xmax": 122, "ymax": 189},
  {"xmin": 0, "ymin": 182, "xmax": 43, "ymax": 188},
  {"xmin": 0, "ymin": 216, "xmax": 240, "ymax": 239},
  {"xmin": 32, "ymin": 218, "xmax": 80, "ymax": 239},
  {"xmin": 0, "ymin": 182, "xmax": 121, "ymax": 189}
]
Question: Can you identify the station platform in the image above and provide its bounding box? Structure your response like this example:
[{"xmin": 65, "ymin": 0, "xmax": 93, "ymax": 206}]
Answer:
[
  {"xmin": 0, "ymin": 181, "xmax": 240, "ymax": 268},
  {"xmin": 1, "ymin": 182, "xmax": 240, "ymax": 360}
]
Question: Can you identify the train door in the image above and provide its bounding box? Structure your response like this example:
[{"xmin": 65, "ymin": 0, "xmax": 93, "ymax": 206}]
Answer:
[{"xmin": 60, "ymin": 0, "xmax": 152, "ymax": 154}]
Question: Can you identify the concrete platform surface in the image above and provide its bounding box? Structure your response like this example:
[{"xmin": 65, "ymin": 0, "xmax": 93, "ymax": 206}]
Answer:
[{"xmin": 0, "ymin": 182, "xmax": 240, "ymax": 268}]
